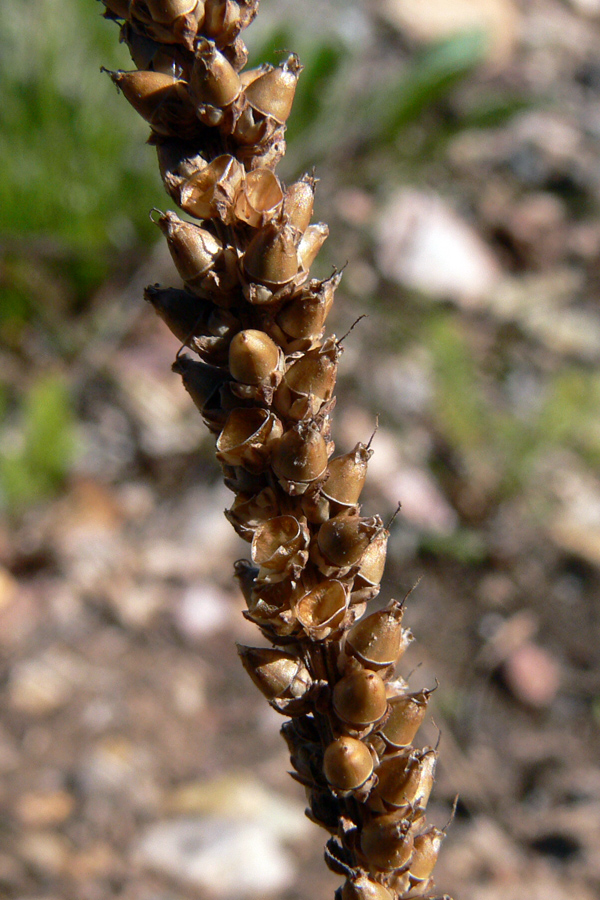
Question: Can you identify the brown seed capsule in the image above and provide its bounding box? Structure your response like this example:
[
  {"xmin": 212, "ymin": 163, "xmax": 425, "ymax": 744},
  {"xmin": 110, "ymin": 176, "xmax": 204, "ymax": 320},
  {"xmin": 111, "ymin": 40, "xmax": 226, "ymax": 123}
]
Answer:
[
  {"xmin": 229, "ymin": 329, "xmax": 280, "ymax": 385},
  {"xmin": 225, "ymin": 486, "xmax": 279, "ymax": 542},
  {"xmin": 202, "ymin": 0, "xmax": 247, "ymax": 45},
  {"xmin": 276, "ymin": 273, "xmax": 339, "ymax": 344},
  {"xmin": 323, "ymin": 736, "xmax": 373, "ymax": 792},
  {"xmin": 295, "ymin": 579, "xmax": 348, "ymax": 640},
  {"xmin": 179, "ymin": 154, "xmax": 244, "ymax": 221},
  {"xmin": 409, "ymin": 827, "xmax": 445, "ymax": 883},
  {"xmin": 317, "ymin": 513, "xmax": 382, "ymax": 570},
  {"xmin": 282, "ymin": 174, "xmax": 316, "ymax": 234},
  {"xmin": 145, "ymin": 0, "xmax": 199, "ymax": 23},
  {"xmin": 156, "ymin": 211, "xmax": 222, "ymax": 290},
  {"xmin": 172, "ymin": 355, "xmax": 228, "ymax": 414},
  {"xmin": 190, "ymin": 38, "xmax": 242, "ymax": 108},
  {"xmin": 323, "ymin": 442, "xmax": 373, "ymax": 507},
  {"xmin": 216, "ymin": 408, "xmax": 283, "ymax": 472},
  {"xmin": 251, "ymin": 515, "xmax": 309, "ymax": 583},
  {"xmin": 351, "ymin": 529, "xmax": 389, "ymax": 604},
  {"xmin": 271, "ymin": 423, "xmax": 328, "ymax": 495},
  {"xmin": 107, "ymin": 70, "xmax": 194, "ymax": 136},
  {"xmin": 346, "ymin": 600, "xmax": 413, "ymax": 670},
  {"xmin": 145, "ymin": 285, "xmax": 238, "ymax": 364},
  {"xmin": 341, "ymin": 875, "xmax": 394, "ymax": 900},
  {"xmin": 243, "ymin": 221, "xmax": 299, "ymax": 289},
  {"xmin": 333, "ymin": 669, "xmax": 388, "ymax": 727},
  {"xmin": 274, "ymin": 337, "xmax": 339, "ymax": 421},
  {"xmin": 298, "ymin": 222, "xmax": 328, "ymax": 272},
  {"xmin": 375, "ymin": 749, "xmax": 437, "ymax": 813},
  {"xmin": 235, "ymin": 169, "xmax": 283, "ymax": 227},
  {"xmin": 379, "ymin": 689, "xmax": 431, "ymax": 750},
  {"xmin": 156, "ymin": 140, "xmax": 208, "ymax": 204},
  {"xmin": 360, "ymin": 813, "xmax": 414, "ymax": 872},
  {"xmin": 237, "ymin": 645, "xmax": 311, "ymax": 702},
  {"xmin": 244, "ymin": 54, "xmax": 302, "ymax": 125}
]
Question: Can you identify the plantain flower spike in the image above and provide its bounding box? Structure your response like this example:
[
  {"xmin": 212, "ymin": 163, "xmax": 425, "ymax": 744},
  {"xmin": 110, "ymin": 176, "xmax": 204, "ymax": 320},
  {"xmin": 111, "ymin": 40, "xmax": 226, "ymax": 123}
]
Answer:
[{"xmin": 100, "ymin": 1, "xmax": 454, "ymax": 896}]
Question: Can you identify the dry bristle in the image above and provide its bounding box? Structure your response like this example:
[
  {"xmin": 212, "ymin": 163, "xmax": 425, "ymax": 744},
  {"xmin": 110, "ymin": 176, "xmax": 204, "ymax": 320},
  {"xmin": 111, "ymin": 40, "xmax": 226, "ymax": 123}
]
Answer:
[{"xmin": 100, "ymin": 1, "xmax": 453, "ymax": 897}]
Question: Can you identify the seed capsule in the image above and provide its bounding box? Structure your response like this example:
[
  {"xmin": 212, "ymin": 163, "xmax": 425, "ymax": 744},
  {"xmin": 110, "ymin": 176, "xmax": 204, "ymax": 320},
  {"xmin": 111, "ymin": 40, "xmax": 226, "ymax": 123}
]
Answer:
[
  {"xmin": 190, "ymin": 38, "xmax": 242, "ymax": 107},
  {"xmin": 107, "ymin": 70, "xmax": 195, "ymax": 136},
  {"xmin": 235, "ymin": 168, "xmax": 283, "ymax": 227},
  {"xmin": 351, "ymin": 529, "xmax": 389, "ymax": 604},
  {"xmin": 229, "ymin": 329, "xmax": 280, "ymax": 385},
  {"xmin": 317, "ymin": 513, "xmax": 382, "ymax": 570},
  {"xmin": 274, "ymin": 337, "xmax": 339, "ymax": 421},
  {"xmin": 156, "ymin": 211, "xmax": 222, "ymax": 292},
  {"xmin": 243, "ymin": 221, "xmax": 299, "ymax": 289},
  {"xmin": 295, "ymin": 579, "xmax": 348, "ymax": 640},
  {"xmin": 375, "ymin": 749, "xmax": 437, "ymax": 813},
  {"xmin": 341, "ymin": 876, "xmax": 394, "ymax": 900},
  {"xmin": 379, "ymin": 689, "xmax": 431, "ymax": 750},
  {"xmin": 346, "ymin": 600, "xmax": 413, "ymax": 670},
  {"xmin": 251, "ymin": 515, "xmax": 310, "ymax": 583},
  {"xmin": 237, "ymin": 645, "xmax": 311, "ymax": 702},
  {"xmin": 333, "ymin": 669, "xmax": 388, "ymax": 727},
  {"xmin": 409, "ymin": 827, "xmax": 444, "ymax": 883},
  {"xmin": 271, "ymin": 423, "xmax": 328, "ymax": 495},
  {"xmin": 145, "ymin": 285, "xmax": 238, "ymax": 364},
  {"xmin": 145, "ymin": 0, "xmax": 199, "ymax": 23},
  {"xmin": 225, "ymin": 487, "xmax": 279, "ymax": 542},
  {"xmin": 172, "ymin": 355, "xmax": 227, "ymax": 414},
  {"xmin": 323, "ymin": 441, "xmax": 373, "ymax": 507},
  {"xmin": 323, "ymin": 736, "xmax": 373, "ymax": 792},
  {"xmin": 298, "ymin": 222, "xmax": 328, "ymax": 272},
  {"xmin": 179, "ymin": 154, "xmax": 244, "ymax": 221},
  {"xmin": 283, "ymin": 174, "xmax": 316, "ymax": 234},
  {"xmin": 216, "ymin": 408, "xmax": 283, "ymax": 472},
  {"xmin": 244, "ymin": 54, "xmax": 302, "ymax": 125},
  {"xmin": 277, "ymin": 273, "xmax": 339, "ymax": 345},
  {"xmin": 360, "ymin": 813, "xmax": 414, "ymax": 872}
]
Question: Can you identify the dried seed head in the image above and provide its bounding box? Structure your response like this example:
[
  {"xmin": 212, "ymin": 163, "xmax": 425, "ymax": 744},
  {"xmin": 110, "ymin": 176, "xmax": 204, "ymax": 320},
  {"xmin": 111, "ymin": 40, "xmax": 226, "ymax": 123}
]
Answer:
[
  {"xmin": 235, "ymin": 169, "xmax": 283, "ymax": 227},
  {"xmin": 409, "ymin": 827, "xmax": 445, "ymax": 884},
  {"xmin": 323, "ymin": 736, "xmax": 374, "ymax": 792},
  {"xmin": 229, "ymin": 329, "xmax": 280, "ymax": 385},
  {"xmin": 216, "ymin": 408, "xmax": 283, "ymax": 471},
  {"xmin": 332, "ymin": 669, "xmax": 388, "ymax": 727},
  {"xmin": 283, "ymin": 174, "xmax": 316, "ymax": 234},
  {"xmin": 346, "ymin": 600, "xmax": 413, "ymax": 670},
  {"xmin": 243, "ymin": 221, "xmax": 299, "ymax": 288},
  {"xmin": 379, "ymin": 689, "xmax": 431, "ymax": 750},
  {"xmin": 251, "ymin": 515, "xmax": 309, "ymax": 582},
  {"xmin": 179, "ymin": 154, "xmax": 244, "ymax": 221},
  {"xmin": 323, "ymin": 441, "xmax": 373, "ymax": 507},
  {"xmin": 375, "ymin": 749, "xmax": 437, "ymax": 813},
  {"xmin": 317, "ymin": 513, "xmax": 382, "ymax": 570},
  {"xmin": 295, "ymin": 579, "xmax": 348, "ymax": 640},
  {"xmin": 360, "ymin": 813, "xmax": 414, "ymax": 872},
  {"xmin": 244, "ymin": 54, "xmax": 302, "ymax": 124},
  {"xmin": 156, "ymin": 211, "xmax": 222, "ymax": 289},
  {"xmin": 237, "ymin": 645, "xmax": 311, "ymax": 701},
  {"xmin": 271, "ymin": 423, "xmax": 329, "ymax": 494},
  {"xmin": 190, "ymin": 38, "xmax": 242, "ymax": 107}
]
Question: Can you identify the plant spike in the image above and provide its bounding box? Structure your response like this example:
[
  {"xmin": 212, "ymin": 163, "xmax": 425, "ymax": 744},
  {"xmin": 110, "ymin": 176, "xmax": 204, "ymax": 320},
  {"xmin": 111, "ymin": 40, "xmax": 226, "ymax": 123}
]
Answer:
[{"xmin": 100, "ymin": 2, "xmax": 453, "ymax": 897}]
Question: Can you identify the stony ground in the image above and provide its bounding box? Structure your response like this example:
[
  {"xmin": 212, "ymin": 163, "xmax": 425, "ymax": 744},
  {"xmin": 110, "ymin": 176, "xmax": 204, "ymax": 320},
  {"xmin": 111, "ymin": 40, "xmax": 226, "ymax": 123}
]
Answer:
[{"xmin": 1, "ymin": 0, "xmax": 600, "ymax": 898}]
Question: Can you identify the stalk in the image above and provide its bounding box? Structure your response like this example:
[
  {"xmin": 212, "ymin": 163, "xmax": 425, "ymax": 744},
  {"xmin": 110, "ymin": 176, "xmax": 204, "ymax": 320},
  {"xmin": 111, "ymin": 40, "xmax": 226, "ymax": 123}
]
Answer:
[{"xmin": 99, "ymin": 2, "xmax": 453, "ymax": 897}]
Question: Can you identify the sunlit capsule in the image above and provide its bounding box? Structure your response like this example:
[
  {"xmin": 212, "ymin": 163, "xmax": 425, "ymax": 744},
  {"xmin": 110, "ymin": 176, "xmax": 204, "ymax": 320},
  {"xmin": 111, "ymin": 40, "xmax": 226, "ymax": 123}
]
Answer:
[
  {"xmin": 107, "ymin": 70, "xmax": 194, "ymax": 136},
  {"xmin": 317, "ymin": 513, "xmax": 382, "ymax": 570},
  {"xmin": 295, "ymin": 579, "xmax": 348, "ymax": 640},
  {"xmin": 375, "ymin": 749, "xmax": 437, "ymax": 813},
  {"xmin": 298, "ymin": 223, "xmax": 328, "ymax": 272},
  {"xmin": 251, "ymin": 515, "xmax": 310, "ymax": 583},
  {"xmin": 244, "ymin": 54, "xmax": 302, "ymax": 125},
  {"xmin": 379, "ymin": 689, "xmax": 431, "ymax": 750},
  {"xmin": 332, "ymin": 669, "xmax": 388, "ymax": 727},
  {"xmin": 346, "ymin": 600, "xmax": 413, "ymax": 670},
  {"xmin": 216, "ymin": 408, "xmax": 283, "ymax": 472},
  {"xmin": 190, "ymin": 38, "xmax": 242, "ymax": 108},
  {"xmin": 229, "ymin": 329, "xmax": 280, "ymax": 385},
  {"xmin": 144, "ymin": 0, "xmax": 198, "ymax": 21},
  {"xmin": 409, "ymin": 827, "xmax": 445, "ymax": 883},
  {"xmin": 235, "ymin": 169, "xmax": 283, "ymax": 227},
  {"xmin": 341, "ymin": 875, "xmax": 394, "ymax": 900},
  {"xmin": 273, "ymin": 337, "xmax": 339, "ymax": 421},
  {"xmin": 360, "ymin": 813, "xmax": 414, "ymax": 872},
  {"xmin": 282, "ymin": 174, "xmax": 316, "ymax": 234},
  {"xmin": 179, "ymin": 154, "xmax": 244, "ymax": 221},
  {"xmin": 271, "ymin": 423, "xmax": 329, "ymax": 495},
  {"xmin": 155, "ymin": 211, "xmax": 222, "ymax": 290},
  {"xmin": 276, "ymin": 273, "xmax": 339, "ymax": 343},
  {"xmin": 202, "ymin": 0, "xmax": 246, "ymax": 44},
  {"xmin": 243, "ymin": 221, "xmax": 299, "ymax": 288},
  {"xmin": 237, "ymin": 645, "xmax": 311, "ymax": 702},
  {"xmin": 322, "ymin": 441, "xmax": 373, "ymax": 507},
  {"xmin": 323, "ymin": 736, "xmax": 373, "ymax": 792}
]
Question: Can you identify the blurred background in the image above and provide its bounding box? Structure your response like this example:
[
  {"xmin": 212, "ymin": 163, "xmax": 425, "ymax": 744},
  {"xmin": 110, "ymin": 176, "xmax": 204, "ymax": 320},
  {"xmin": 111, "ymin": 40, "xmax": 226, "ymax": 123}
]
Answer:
[{"xmin": 1, "ymin": 0, "xmax": 600, "ymax": 898}]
